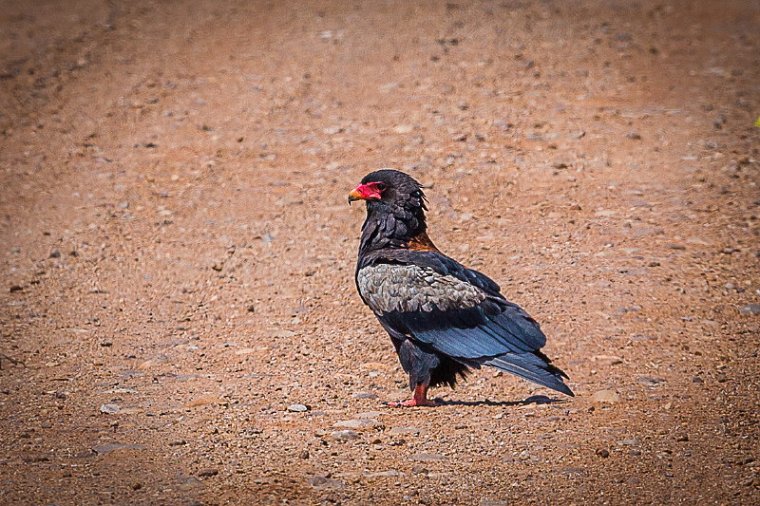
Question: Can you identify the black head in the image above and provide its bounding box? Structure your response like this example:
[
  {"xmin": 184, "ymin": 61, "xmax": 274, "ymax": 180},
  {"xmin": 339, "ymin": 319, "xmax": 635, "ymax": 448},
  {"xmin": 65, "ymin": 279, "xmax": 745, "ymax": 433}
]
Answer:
[
  {"xmin": 348, "ymin": 169, "xmax": 427, "ymax": 212},
  {"xmin": 349, "ymin": 169, "xmax": 429, "ymax": 252}
]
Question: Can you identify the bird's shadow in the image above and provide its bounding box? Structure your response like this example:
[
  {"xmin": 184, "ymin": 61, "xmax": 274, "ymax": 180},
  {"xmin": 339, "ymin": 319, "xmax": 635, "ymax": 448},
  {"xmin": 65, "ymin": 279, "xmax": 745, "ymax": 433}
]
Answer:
[{"xmin": 435, "ymin": 394, "xmax": 565, "ymax": 407}]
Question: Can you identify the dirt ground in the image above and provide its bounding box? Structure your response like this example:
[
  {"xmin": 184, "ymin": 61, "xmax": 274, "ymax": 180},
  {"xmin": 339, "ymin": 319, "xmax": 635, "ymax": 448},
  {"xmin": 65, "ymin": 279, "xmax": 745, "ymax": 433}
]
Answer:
[{"xmin": 1, "ymin": 1, "xmax": 758, "ymax": 504}]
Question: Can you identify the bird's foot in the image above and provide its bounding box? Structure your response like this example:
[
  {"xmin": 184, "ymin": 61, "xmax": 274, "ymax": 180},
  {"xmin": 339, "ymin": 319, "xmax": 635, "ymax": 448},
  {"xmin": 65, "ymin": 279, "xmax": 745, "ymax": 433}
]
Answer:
[
  {"xmin": 386, "ymin": 383, "xmax": 439, "ymax": 407},
  {"xmin": 386, "ymin": 398, "xmax": 440, "ymax": 408}
]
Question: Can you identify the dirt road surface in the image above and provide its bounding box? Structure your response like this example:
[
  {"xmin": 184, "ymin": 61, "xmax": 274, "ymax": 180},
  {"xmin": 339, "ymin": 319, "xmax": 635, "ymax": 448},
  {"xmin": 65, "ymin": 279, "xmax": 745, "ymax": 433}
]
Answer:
[{"xmin": 1, "ymin": 1, "xmax": 758, "ymax": 504}]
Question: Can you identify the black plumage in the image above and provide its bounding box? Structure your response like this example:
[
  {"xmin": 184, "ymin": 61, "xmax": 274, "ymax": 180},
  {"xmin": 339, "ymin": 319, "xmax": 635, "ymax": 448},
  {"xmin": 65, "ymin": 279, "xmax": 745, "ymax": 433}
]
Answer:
[{"xmin": 349, "ymin": 169, "xmax": 573, "ymax": 406}]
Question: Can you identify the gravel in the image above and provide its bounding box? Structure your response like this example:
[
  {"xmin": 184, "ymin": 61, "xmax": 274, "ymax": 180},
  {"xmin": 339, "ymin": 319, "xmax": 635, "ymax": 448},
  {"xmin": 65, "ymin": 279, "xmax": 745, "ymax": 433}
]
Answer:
[{"xmin": 0, "ymin": 2, "xmax": 757, "ymax": 505}]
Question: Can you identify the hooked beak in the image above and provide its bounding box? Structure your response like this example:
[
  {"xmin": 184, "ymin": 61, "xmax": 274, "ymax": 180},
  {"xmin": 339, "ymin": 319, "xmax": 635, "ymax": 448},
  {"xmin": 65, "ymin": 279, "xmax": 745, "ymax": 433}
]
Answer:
[
  {"xmin": 347, "ymin": 183, "xmax": 383, "ymax": 205},
  {"xmin": 348, "ymin": 188, "xmax": 364, "ymax": 204}
]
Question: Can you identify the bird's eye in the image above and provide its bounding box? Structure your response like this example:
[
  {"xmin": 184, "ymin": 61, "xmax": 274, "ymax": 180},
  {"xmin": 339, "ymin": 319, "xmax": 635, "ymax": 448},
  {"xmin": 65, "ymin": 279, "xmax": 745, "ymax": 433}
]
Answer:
[{"xmin": 375, "ymin": 182, "xmax": 387, "ymax": 191}]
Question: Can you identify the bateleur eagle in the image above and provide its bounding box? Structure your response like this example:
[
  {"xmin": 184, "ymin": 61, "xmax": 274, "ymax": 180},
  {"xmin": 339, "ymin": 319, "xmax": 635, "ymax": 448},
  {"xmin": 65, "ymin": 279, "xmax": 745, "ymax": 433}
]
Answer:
[{"xmin": 349, "ymin": 169, "xmax": 573, "ymax": 407}]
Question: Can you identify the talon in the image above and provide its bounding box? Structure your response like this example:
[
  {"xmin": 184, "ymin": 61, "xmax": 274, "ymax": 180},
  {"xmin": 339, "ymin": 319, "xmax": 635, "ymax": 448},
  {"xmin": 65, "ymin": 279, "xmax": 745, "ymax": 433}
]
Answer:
[
  {"xmin": 386, "ymin": 383, "xmax": 438, "ymax": 407},
  {"xmin": 386, "ymin": 398, "xmax": 439, "ymax": 408}
]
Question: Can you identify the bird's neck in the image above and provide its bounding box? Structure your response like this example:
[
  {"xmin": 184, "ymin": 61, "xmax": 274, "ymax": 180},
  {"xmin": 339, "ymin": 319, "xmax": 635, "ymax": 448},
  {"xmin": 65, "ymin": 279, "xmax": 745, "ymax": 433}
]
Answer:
[{"xmin": 359, "ymin": 205, "xmax": 435, "ymax": 256}]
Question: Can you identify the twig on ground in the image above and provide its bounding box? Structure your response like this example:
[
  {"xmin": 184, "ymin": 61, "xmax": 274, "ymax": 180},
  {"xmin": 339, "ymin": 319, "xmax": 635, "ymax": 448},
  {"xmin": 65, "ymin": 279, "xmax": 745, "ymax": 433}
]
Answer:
[{"xmin": 0, "ymin": 353, "xmax": 26, "ymax": 369}]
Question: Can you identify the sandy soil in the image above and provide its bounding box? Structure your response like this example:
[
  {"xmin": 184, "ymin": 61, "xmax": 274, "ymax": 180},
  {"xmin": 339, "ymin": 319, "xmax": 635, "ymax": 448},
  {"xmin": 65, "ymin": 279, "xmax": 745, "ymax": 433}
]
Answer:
[{"xmin": 1, "ymin": 1, "xmax": 758, "ymax": 504}]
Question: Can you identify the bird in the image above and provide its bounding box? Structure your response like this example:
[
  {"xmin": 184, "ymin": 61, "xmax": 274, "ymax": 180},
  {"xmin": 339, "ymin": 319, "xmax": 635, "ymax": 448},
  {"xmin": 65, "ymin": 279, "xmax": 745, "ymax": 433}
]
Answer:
[{"xmin": 348, "ymin": 169, "xmax": 573, "ymax": 407}]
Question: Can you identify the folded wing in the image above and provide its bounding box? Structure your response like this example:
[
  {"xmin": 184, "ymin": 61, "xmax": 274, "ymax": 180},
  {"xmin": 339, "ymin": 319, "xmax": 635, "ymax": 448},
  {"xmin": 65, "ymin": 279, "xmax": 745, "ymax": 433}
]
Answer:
[{"xmin": 357, "ymin": 255, "xmax": 573, "ymax": 396}]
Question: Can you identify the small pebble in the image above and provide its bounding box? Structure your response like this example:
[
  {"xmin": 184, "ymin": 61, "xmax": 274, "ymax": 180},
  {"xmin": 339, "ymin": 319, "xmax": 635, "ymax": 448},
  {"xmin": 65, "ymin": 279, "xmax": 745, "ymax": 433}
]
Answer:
[
  {"xmin": 351, "ymin": 392, "xmax": 378, "ymax": 400},
  {"xmin": 197, "ymin": 468, "xmax": 219, "ymax": 478},
  {"xmin": 308, "ymin": 475, "xmax": 342, "ymax": 489},
  {"xmin": 99, "ymin": 403, "xmax": 120, "ymax": 415},
  {"xmin": 591, "ymin": 390, "xmax": 620, "ymax": 404},
  {"xmin": 410, "ymin": 452, "xmax": 445, "ymax": 462},
  {"xmin": 637, "ymin": 375, "xmax": 666, "ymax": 387},
  {"xmin": 365, "ymin": 469, "xmax": 402, "ymax": 478},
  {"xmin": 334, "ymin": 418, "xmax": 382, "ymax": 429},
  {"xmin": 389, "ymin": 427, "xmax": 421, "ymax": 436},
  {"xmin": 331, "ymin": 430, "xmax": 359, "ymax": 442},
  {"xmin": 739, "ymin": 304, "xmax": 760, "ymax": 315}
]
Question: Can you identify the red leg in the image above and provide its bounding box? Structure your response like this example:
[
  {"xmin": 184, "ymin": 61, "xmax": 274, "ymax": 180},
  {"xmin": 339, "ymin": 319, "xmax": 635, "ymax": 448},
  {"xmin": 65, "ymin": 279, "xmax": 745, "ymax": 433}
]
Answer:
[{"xmin": 387, "ymin": 383, "xmax": 439, "ymax": 407}]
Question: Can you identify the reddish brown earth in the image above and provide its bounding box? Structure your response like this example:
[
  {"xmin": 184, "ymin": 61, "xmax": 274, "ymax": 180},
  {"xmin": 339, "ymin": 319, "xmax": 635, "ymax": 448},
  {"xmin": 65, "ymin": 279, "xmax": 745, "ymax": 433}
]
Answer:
[{"xmin": 1, "ymin": 1, "xmax": 758, "ymax": 505}]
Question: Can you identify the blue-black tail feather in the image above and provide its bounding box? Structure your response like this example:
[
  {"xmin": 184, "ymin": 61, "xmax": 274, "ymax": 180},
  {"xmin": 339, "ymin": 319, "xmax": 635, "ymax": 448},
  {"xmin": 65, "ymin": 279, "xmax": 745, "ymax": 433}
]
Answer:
[{"xmin": 482, "ymin": 353, "xmax": 574, "ymax": 397}]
